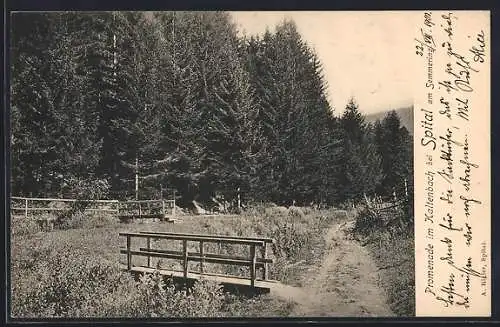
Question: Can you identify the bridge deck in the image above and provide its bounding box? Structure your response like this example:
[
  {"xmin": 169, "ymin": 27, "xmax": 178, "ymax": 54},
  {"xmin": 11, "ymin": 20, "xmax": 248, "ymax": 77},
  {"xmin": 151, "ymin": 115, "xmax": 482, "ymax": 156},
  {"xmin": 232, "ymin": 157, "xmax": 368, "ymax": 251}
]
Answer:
[{"xmin": 124, "ymin": 265, "xmax": 279, "ymax": 291}]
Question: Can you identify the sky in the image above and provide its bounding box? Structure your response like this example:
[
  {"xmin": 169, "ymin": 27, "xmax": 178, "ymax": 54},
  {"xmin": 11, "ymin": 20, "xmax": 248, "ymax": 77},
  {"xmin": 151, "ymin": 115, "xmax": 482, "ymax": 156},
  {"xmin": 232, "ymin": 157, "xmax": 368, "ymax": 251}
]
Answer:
[{"xmin": 230, "ymin": 11, "xmax": 414, "ymax": 116}]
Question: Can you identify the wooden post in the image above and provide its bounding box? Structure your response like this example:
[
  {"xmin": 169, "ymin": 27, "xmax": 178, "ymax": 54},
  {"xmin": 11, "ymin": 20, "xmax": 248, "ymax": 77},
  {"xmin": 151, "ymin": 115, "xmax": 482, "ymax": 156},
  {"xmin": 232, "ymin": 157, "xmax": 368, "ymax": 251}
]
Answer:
[
  {"xmin": 126, "ymin": 235, "xmax": 132, "ymax": 271},
  {"xmin": 172, "ymin": 190, "xmax": 176, "ymax": 216},
  {"xmin": 135, "ymin": 157, "xmax": 139, "ymax": 201},
  {"xmin": 199, "ymin": 241, "xmax": 204, "ymax": 274},
  {"xmin": 24, "ymin": 198, "xmax": 28, "ymax": 219},
  {"xmin": 250, "ymin": 244, "xmax": 256, "ymax": 287},
  {"xmin": 139, "ymin": 202, "xmax": 142, "ymax": 219},
  {"xmin": 147, "ymin": 237, "xmax": 151, "ymax": 267},
  {"xmin": 261, "ymin": 244, "xmax": 268, "ymax": 280},
  {"xmin": 183, "ymin": 239, "xmax": 188, "ymax": 278},
  {"xmin": 237, "ymin": 187, "xmax": 241, "ymax": 211},
  {"xmin": 162, "ymin": 200, "xmax": 166, "ymax": 220}
]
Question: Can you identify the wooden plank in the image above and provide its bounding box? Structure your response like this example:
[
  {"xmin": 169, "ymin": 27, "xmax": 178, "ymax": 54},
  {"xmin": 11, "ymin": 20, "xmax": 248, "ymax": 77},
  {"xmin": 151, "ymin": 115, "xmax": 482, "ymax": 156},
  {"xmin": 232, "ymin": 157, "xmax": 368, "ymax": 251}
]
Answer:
[
  {"xmin": 183, "ymin": 239, "xmax": 188, "ymax": 278},
  {"xmin": 118, "ymin": 214, "xmax": 164, "ymax": 219},
  {"xmin": 120, "ymin": 232, "xmax": 265, "ymax": 246},
  {"xmin": 138, "ymin": 247, "xmax": 273, "ymax": 264},
  {"xmin": 138, "ymin": 231, "xmax": 274, "ymax": 244},
  {"xmin": 262, "ymin": 243, "xmax": 268, "ymax": 280},
  {"xmin": 199, "ymin": 241, "xmax": 204, "ymax": 274},
  {"xmin": 250, "ymin": 244, "xmax": 256, "ymax": 287},
  {"xmin": 147, "ymin": 237, "xmax": 151, "ymax": 268},
  {"xmin": 126, "ymin": 266, "xmax": 278, "ymax": 288},
  {"xmin": 10, "ymin": 208, "xmax": 115, "ymax": 212},
  {"xmin": 122, "ymin": 199, "xmax": 174, "ymax": 204},
  {"xmin": 126, "ymin": 235, "xmax": 132, "ymax": 270},
  {"xmin": 11, "ymin": 196, "xmax": 118, "ymax": 203},
  {"xmin": 19, "ymin": 207, "xmax": 68, "ymax": 211},
  {"xmin": 123, "ymin": 249, "xmax": 268, "ymax": 267},
  {"xmin": 12, "ymin": 207, "xmax": 118, "ymax": 212}
]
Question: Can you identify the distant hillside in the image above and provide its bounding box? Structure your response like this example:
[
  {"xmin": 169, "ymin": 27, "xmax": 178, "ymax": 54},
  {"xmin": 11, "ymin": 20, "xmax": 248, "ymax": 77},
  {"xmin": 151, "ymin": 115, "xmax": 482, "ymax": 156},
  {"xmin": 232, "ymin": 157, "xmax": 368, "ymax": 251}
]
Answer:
[{"xmin": 365, "ymin": 106, "xmax": 414, "ymax": 135}]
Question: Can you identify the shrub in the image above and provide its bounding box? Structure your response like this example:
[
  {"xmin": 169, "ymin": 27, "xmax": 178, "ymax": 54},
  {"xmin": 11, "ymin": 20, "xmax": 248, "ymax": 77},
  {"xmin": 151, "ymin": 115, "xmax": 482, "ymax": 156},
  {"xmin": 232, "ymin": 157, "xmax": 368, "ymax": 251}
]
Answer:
[
  {"xmin": 55, "ymin": 211, "xmax": 116, "ymax": 231},
  {"xmin": 62, "ymin": 177, "xmax": 110, "ymax": 201},
  {"xmin": 353, "ymin": 205, "xmax": 383, "ymax": 235},
  {"xmin": 11, "ymin": 217, "xmax": 41, "ymax": 236},
  {"xmin": 11, "ymin": 246, "xmax": 127, "ymax": 318},
  {"xmin": 11, "ymin": 243, "xmax": 225, "ymax": 318}
]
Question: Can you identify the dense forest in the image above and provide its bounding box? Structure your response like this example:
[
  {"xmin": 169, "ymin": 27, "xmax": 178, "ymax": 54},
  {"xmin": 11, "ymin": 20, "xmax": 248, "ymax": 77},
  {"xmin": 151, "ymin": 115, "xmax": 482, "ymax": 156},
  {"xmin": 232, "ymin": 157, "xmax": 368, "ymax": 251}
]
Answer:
[{"xmin": 10, "ymin": 11, "xmax": 413, "ymax": 208}]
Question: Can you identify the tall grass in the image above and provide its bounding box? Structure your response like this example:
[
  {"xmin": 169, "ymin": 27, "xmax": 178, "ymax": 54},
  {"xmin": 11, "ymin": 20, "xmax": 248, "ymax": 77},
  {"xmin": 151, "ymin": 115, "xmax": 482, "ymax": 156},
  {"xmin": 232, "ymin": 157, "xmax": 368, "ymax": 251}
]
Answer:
[
  {"xmin": 11, "ymin": 205, "xmax": 339, "ymax": 318},
  {"xmin": 351, "ymin": 204, "xmax": 415, "ymax": 316}
]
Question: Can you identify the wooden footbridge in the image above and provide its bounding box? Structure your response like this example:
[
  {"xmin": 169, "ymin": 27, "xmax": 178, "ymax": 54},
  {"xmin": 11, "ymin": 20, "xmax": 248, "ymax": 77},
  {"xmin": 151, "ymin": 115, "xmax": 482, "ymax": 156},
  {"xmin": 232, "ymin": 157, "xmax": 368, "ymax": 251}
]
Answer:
[
  {"xmin": 119, "ymin": 231, "xmax": 279, "ymax": 292},
  {"xmin": 117, "ymin": 200, "xmax": 176, "ymax": 223}
]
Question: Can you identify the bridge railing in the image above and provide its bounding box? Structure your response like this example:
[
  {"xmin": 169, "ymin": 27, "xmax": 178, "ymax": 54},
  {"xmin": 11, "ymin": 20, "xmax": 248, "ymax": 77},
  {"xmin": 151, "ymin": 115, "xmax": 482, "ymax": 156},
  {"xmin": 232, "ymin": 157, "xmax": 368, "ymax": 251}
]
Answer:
[
  {"xmin": 119, "ymin": 231, "xmax": 274, "ymax": 286},
  {"xmin": 118, "ymin": 200, "xmax": 175, "ymax": 221}
]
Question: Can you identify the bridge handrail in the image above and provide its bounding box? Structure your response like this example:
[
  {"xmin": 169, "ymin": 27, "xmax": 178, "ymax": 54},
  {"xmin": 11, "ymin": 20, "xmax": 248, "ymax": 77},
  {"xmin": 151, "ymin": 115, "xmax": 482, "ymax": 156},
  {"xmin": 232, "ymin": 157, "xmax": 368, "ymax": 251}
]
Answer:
[
  {"xmin": 138, "ymin": 231, "xmax": 275, "ymax": 244},
  {"xmin": 120, "ymin": 231, "xmax": 271, "ymax": 286},
  {"xmin": 120, "ymin": 199, "xmax": 175, "ymax": 204},
  {"xmin": 119, "ymin": 232, "xmax": 266, "ymax": 246}
]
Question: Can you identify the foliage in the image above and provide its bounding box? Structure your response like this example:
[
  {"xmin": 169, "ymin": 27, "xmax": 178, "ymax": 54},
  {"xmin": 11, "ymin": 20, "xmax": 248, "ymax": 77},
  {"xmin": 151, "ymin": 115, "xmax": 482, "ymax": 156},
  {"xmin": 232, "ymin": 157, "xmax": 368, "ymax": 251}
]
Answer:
[
  {"xmin": 338, "ymin": 99, "xmax": 383, "ymax": 202},
  {"xmin": 11, "ymin": 205, "xmax": 342, "ymax": 318},
  {"xmin": 11, "ymin": 245, "xmax": 224, "ymax": 318},
  {"xmin": 10, "ymin": 11, "xmax": 412, "ymax": 209},
  {"xmin": 351, "ymin": 204, "xmax": 414, "ymax": 316},
  {"xmin": 11, "ymin": 217, "xmax": 41, "ymax": 236},
  {"xmin": 374, "ymin": 110, "xmax": 412, "ymax": 198}
]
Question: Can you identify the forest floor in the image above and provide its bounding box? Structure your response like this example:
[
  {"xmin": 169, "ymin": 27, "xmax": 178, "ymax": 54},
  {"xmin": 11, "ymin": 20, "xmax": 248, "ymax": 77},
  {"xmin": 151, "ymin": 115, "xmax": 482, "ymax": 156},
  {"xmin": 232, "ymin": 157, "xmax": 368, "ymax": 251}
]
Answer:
[{"xmin": 271, "ymin": 217, "xmax": 395, "ymax": 317}]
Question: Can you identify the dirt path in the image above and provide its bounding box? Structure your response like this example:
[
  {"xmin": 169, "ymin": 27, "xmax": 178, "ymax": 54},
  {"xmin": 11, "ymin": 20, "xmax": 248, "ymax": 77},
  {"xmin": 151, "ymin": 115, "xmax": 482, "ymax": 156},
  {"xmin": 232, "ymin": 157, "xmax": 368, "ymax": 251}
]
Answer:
[{"xmin": 271, "ymin": 218, "xmax": 394, "ymax": 317}]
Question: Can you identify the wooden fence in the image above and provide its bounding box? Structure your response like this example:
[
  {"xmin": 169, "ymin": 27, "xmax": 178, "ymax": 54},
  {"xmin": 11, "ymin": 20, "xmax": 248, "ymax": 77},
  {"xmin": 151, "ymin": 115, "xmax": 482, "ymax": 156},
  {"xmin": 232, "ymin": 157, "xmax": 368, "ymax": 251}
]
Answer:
[
  {"xmin": 10, "ymin": 196, "xmax": 119, "ymax": 219},
  {"xmin": 119, "ymin": 231, "xmax": 274, "ymax": 287}
]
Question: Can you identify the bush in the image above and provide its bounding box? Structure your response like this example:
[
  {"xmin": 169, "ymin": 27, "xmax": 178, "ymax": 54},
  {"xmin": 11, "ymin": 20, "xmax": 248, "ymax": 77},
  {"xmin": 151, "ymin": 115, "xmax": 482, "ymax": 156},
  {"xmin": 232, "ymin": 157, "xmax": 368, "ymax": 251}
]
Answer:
[
  {"xmin": 55, "ymin": 211, "xmax": 116, "ymax": 231},
  {"xmin": 11, "ymin": 217, "xmax": 41, "ymax": 236},
  {"xmin": 11, "ymin": 247, "xmax": 225, "ymax": 318},
  {"xmin": 62, "ymin": 177, "xmax": 110, "ymax": 201},
  {"xmin": 353, "ymin": 205, "xmax": 384, "ymax": 235}
]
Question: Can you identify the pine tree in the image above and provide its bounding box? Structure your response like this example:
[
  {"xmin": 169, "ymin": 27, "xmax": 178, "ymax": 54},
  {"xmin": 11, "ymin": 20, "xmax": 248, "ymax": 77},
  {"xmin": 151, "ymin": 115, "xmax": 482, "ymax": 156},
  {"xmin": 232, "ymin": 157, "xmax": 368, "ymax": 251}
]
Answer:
[
  {"xmin": 241, "ymin": 19, "xmax": 341, "ymax": 205},
  {"xmin": 11, "ymin": 13, "xmax": 103, "ymax": 196},
  {"xmin": 375, "ymin": 110, "xmax": 412, "ymax": 198},
  {"xmin": 338, "ymin": 99, "xmax": 383, "ymax": 202}
]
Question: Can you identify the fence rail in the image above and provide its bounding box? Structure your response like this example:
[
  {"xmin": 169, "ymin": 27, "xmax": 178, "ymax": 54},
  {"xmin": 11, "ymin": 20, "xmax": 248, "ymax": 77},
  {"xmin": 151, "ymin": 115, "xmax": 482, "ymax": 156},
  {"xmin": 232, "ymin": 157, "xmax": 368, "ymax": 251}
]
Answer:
[
  {"xmin": 10, "ymin": 196, "xmax": 177, "ymax": 222},
  {"xmin": 10, "ymin": 196, "xmax": 119, "ymax": 219},
  {"xmin": 119, "ymin": 231, "xmax": 274, "ymax": 286},
  {"xmin": 11, "ymin": 196, "xmax": 119, "ymax": 204}
]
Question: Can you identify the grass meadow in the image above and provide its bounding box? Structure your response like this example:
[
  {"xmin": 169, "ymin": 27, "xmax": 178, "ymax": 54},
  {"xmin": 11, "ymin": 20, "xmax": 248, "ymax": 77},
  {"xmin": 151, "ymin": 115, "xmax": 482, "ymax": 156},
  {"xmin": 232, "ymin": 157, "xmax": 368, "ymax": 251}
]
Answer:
[{"xmin": 10, "ymin": 205, "xmax": 338, "ymax": 318}]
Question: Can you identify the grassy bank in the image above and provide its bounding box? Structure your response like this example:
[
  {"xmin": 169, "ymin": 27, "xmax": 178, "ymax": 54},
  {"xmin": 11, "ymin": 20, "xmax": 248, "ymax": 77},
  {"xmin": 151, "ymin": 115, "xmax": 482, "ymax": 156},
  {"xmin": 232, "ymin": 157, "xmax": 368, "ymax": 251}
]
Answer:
[
  {"xmin": 10, "ymin": 205, "xmax": 339, "ymax": 318},
  {"xmin": 351, "ymin": 204, "xmax": 415, "ymax": 316}
]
